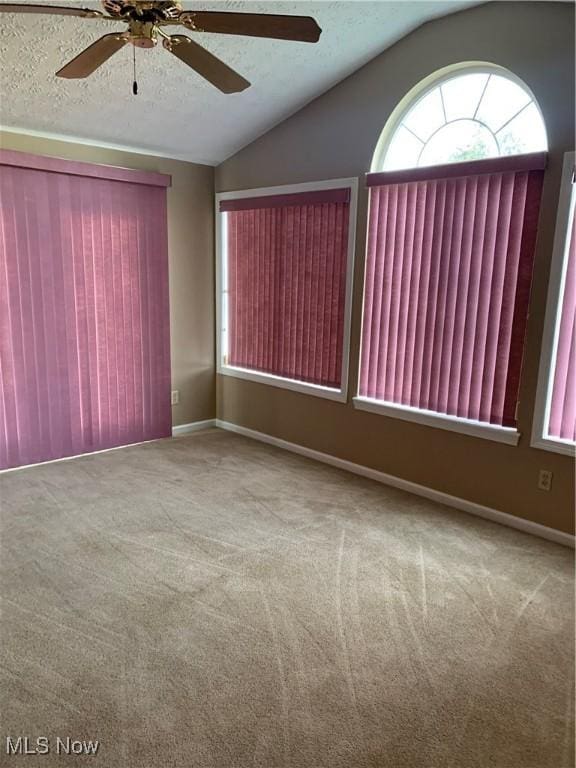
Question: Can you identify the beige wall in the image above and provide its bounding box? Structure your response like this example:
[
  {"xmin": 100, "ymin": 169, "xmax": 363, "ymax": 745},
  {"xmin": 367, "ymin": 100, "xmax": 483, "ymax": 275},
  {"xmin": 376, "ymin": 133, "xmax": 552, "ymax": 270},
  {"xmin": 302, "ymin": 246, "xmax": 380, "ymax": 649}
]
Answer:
[
  {"xmin": 216, "ymin": 1, "xmax": 576, "ymax": 534},
  {"xmin": 0, "ymin": 130, "xmax": 216, "ymax": 427}
]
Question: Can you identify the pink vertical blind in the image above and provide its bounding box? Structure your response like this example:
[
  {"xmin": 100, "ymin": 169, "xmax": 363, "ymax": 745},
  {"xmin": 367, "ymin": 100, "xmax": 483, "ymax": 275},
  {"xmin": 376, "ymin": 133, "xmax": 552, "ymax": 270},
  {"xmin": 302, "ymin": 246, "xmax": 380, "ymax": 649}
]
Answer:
[
  {"xmin": 220, "ymin": 188, "xmax": 350, "ymax": 389},
  {"xmin": 359, "ymin": 153, "xmax": 546, "ymax": 428},
  {"xmin": 547, "ymin": 189, "xmax": 576, "ymax": 441},
  {"xmin": 0, "ymin": 151, "xmax": 171, "ymax": 470}
]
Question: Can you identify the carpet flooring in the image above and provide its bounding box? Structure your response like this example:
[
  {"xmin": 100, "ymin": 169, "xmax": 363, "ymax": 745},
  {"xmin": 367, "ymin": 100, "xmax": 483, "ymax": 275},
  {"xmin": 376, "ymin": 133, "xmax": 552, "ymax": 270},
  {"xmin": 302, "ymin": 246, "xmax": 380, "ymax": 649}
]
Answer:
[{"xmin": 0, "ymin": 429, "xmax": 574, "ymax": 768}]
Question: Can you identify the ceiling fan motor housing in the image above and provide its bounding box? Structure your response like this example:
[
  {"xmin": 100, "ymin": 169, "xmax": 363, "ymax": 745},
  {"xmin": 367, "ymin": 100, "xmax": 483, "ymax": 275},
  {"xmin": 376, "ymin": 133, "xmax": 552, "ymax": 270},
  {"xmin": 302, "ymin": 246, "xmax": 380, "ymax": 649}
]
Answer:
[
  {"xmin": 130, "ymin": 23, "xmax": 158, "ymax": 47},
  {"xmin": 101, "ymin": 1, "xmax": 182, "ymax": 22}
]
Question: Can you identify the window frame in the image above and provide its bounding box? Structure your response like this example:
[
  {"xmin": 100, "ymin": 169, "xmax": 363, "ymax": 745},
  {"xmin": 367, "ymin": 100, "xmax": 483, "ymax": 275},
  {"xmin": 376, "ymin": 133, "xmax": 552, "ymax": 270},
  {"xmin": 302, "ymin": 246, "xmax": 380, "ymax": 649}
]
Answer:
[
  {"xmin": 215, "ymin": 177, "xmax": 358, "ymax": 402},
  {"xmin": 531, "ymin": 151, "xmax": 576, "ymax": 456},
  {"xmin": 371, "ymin": 62, "xmax": 547, "ymax": 173},
  {"xmin": 355, "ymin": 64, "xmax": 547, "ymax": 446}
]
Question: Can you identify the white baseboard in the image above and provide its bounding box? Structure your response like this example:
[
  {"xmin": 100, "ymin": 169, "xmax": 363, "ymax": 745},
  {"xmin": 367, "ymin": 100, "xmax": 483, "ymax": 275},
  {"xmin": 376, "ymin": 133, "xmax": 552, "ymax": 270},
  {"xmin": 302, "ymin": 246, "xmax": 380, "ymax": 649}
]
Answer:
[
  {"xmin": 172, "ymin": 419, "xmax": 217, "ymax": 436},
  {"xmin": 215, "ymin": 420, "xmax": 575, "ymax": 549}
]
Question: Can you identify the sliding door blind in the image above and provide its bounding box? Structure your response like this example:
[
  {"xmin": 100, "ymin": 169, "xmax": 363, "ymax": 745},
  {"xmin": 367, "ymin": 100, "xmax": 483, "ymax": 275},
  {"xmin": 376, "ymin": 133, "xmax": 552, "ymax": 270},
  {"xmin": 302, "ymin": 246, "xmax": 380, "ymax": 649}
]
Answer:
[
  {"xmin": 221, "ymin": 189, "xmax": 350, "ymax": 389},
  {"xmin": 0, "ymin": 153, "xmax": 171, "ymax": 469},
  {"xmin": 359, "ymin": 154, "xmax": 546, "ymax": 428},
  {"xmin": 547, "ymin": 198, "xmax": 576, "ymax": 441}
]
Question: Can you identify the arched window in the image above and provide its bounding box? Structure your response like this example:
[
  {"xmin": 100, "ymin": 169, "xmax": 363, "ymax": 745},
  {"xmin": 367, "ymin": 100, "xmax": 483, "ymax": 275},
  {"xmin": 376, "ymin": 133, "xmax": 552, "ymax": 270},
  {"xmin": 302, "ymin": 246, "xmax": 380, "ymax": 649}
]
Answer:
[{"xmin": 374, "ymin": 65, "xmax": 547, "ymax": 171}]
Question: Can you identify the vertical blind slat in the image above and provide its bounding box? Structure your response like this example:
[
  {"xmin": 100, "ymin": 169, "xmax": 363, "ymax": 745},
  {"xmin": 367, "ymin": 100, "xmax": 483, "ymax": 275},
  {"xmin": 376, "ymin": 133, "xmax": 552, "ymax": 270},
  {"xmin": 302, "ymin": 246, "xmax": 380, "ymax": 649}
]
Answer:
[
  {"xmin": 548, "ymin": 206, "xmax": 576, "ymax": 440},
  {"xmin": 333, "ymin": 204, "xmax": 347, "ymax": 386},
  {"xmin": 429, "ymin": 179, "xmax": 455, "ymax": 412},
  {"xmin": 447, "ymin": 178, "xmax": 476, "ymax": 415},
  {"xmin": 363, "ymin": 187, "xmax": 385, "ymax": 398},
  {"xmin": 395, "ymin": 183, "xmax": 417, "ymax": 402},
  {"xmin": 310, "ymin": 206, "xmax": 321, "ymax": 383},
  {"xmin": 359, "ymin": 166, "xmax": 543, "ymax": 428},
  {"xmin": 419, "ymin": 181, "xmax": 446, "ymax": 410},
  {"xmin": 458, "ymin": 176, "xmax": 488, "ymax": 418},
  {"xmin": 411, "ymin": 182, "xmax": 436, "ymax": 407},
  {"xmin": 402, "ymin": 182, "xmax": 425, "ymax": 404},
  {"xmin": 379, "ymin": 186, "xmax": 399, "ymax": 400},
  {"xmin": 438, "ymin": 177, "xmax": 465, "ymax": 414}
]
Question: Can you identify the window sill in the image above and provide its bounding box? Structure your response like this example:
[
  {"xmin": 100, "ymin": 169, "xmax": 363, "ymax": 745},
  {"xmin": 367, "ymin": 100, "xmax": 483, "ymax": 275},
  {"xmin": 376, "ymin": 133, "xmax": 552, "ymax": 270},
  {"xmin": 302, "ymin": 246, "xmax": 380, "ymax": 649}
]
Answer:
[
  {"xmin": 531, "ymin": 436, "xmax": 575, "ymax": 457},
  {"xmin": 353, "ymin": 396, "xmax": 520, "ymax": 445},
  {"xmin": 218, "ymin": 365, "xmax": 347, "ymax": 402}
]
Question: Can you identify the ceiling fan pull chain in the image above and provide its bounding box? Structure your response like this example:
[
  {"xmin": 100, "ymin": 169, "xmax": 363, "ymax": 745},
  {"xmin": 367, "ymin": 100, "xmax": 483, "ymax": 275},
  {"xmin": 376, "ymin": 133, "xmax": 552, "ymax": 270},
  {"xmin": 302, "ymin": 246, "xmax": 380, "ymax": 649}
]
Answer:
[{"xmin": 132, "ymin": 44, "xmax": 138, "ymax": 95}]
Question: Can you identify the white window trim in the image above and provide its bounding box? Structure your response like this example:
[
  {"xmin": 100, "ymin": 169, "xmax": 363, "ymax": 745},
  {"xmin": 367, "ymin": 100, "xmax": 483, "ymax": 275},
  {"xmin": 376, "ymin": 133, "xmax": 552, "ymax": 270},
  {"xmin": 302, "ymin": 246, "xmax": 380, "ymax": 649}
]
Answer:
[
  {"xmin": 353, "ymin": 397, "xmax": 520, "ymax": 446},
  {"xmin": 215, "ymin": 177, "xmax": 358, "ymax": 403},
  {"xmin": 531, "ymin": 151, "xmax": 576, "ymax": 457}
]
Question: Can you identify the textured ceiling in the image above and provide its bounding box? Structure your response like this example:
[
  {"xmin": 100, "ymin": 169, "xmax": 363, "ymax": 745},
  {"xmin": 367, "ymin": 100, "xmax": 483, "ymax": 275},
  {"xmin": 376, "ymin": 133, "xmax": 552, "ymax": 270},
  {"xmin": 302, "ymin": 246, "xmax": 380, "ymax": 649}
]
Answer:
[{"xmin": 0, "ymin": 0, "xmax": 481, "ymax": 164}]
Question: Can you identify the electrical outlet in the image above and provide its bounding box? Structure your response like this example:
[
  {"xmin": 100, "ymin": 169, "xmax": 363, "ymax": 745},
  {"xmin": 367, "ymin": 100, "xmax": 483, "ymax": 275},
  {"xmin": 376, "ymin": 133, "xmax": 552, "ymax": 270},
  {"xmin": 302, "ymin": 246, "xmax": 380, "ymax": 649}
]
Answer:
[
  {"xmin": 170, "ymin": 390, "xmax": 180, "ymax": 406},
  {"xmin": 537, "ymin": 469, "xmax": 553, "ymax": 492}
]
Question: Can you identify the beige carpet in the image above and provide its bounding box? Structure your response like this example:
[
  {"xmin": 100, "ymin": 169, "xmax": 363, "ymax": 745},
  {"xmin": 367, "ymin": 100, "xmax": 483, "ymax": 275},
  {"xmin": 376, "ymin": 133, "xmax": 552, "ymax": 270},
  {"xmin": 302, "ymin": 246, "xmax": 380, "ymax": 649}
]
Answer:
[{"xmin": 0, "ymin": 429, "xmax": 574, "ymax": 768}]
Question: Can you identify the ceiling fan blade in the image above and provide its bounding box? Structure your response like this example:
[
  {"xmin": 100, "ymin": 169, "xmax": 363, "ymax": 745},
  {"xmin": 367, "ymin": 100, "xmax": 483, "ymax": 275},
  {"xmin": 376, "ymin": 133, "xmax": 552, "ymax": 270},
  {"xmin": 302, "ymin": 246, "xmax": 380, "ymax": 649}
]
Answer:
[
  {"xmin": 0, "ymin": 3, "xmax": 104, "ymax": 17},
  {"xmin": 165, "ymin": 35, "xmax": 250, "ymax": 94},
  {"xmin": 178, "ymin": 11, "xmax": 322, "ymax": 43},
  {"xmin": 56, "ymin": 33, "xmax": 128, "ymax": 79}
]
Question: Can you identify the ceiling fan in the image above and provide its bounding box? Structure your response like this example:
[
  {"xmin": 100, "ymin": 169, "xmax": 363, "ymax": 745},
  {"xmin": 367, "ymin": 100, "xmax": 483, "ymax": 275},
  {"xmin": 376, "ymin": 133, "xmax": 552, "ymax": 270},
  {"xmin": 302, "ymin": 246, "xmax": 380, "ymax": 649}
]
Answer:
[{"xmin": 0, "ymin": 1, "xmax": 322, "ymax": 93}]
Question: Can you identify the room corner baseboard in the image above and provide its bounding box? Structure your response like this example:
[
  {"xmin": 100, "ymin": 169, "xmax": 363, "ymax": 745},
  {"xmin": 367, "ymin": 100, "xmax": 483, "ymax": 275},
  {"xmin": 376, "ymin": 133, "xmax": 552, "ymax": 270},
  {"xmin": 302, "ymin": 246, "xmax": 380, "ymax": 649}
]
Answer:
[
  {"xmin": 172, "ymin": 419, "xmax": 217, "ymax": 436},
  {"xmin": 215, "ymin": 420, "xmax": 575, "ymax": 549}
]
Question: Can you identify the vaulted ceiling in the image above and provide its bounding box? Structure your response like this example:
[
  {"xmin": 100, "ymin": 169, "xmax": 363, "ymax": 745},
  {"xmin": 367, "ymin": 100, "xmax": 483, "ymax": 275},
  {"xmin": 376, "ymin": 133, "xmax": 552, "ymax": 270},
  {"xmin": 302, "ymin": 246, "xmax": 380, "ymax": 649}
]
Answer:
[{"xmin": 0, "ymin": 1, "xmax": 482, "ymax": 164}]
